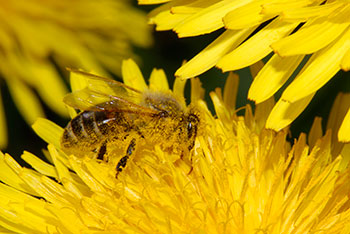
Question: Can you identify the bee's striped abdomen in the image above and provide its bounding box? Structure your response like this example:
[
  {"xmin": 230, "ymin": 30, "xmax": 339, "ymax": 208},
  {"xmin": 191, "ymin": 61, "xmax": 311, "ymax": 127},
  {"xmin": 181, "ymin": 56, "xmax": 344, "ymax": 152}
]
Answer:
[{"xmin": 61, "ymin": 111, "xmax": 111, "ymax": 154}]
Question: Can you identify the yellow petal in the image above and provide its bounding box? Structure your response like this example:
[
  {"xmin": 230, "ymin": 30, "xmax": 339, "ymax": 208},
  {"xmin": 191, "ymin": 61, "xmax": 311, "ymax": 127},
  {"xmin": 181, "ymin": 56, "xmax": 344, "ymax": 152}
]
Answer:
[
  {"xmin": 173, "ymin": 76, "xmax": 187, "ymax": 97},
  {"xmin": 32, "ymin": 118, "xmax": 63, "ymax": 149},
  {"xmin": 338, "ymin": 108, "xmax": 350, "ymax": 142},
  {"xmin": 7, "ymin": 78, "xmax": 45, "ymax": 125},
  {"xmin": 122, "ymin": 59, "xmax": 147, "ymax": 91},
  {"xmin": 149, "ymin": 68, "xmax": 169, "ymax": 91},
  {"xmin": 47, "ymin": 205, "xmax": 87, "ymax": 233},
  {"xmin": 70, "ymin": 69, "xmax": 89, "ymax": 92},
  {"xmin": 174, "ymin": 0, "xmax": 253, "ymax": 37},
  {"xmin": 32, "ymin": 62, "xmax": 68, "ymax": 117},
  {"xmin": 171, "ymin": 0, "xmax": 223, "ymax": 15},
  {"xmin": 249, "ymin": 60, "xmax": 264, "ymax": 78},
  {"xmin": 21, "ymin": 151, "xmax": 57, "ymax": 178},
  {"xmin": 0, "ymin": 182, "xmax": 55, "ymax": 233},
  {"xmin": 249, "ymin": 54, "xmax": 304, "ymax": 103},
  {"xmin": 84, "ymin": 161, "xmax": 117, "ymax": 189},
  {"xmin": 171, "ymin": 5, "xmax": 200, "ymax": 15},
  {"xmin": 327, "ymin": 93, "xmax": 350, "ymax": 133},
  {"xmin": 0, "ymin": 90, "xmax": 7, "ymax": 148},
  {"xmin": 0, "ymin": 152, "xmax": 39, "ymax": 196},
  {"xmin": 340, "ymin": 47, "xmax": 350, "ymax": 71},
  {"xmin": 190, "ymin": 78, "xmax": 205, "ymax": 103},
  {"xmin": 217, "ymin": 19, "xmax": 297, "ymax": 71},
  {"xmin": 266, "ymin": 93, "xmax": 315, "ymax": 131},
  {"xmin": 169, "ymin": 0, "xmax": 221, "ymax": 15},
  {"xmin": 175, "ymin": 28, "xmax": 255, "ymax": 79},
  {"xmin": 261, "ymin": 0, "xmax": 316, "ymax": 15},
  {"xmin": 254, "ymin": 97, "xmax": 275, "ymax": 131},
  {"xmin": 69, "ymin": 157, "xmax": 107, "ymax": 193},
  {"xmin": 138, "ymin": 0, "xmax": 171, "ymax": 4},
  {"xmin": 223, "ymin": 72, "xmax": 239, "ymax": 112},
  {"xmin": 210, "ymin": 90, "xmax": 231, "ymax": 125},
  {"xmin": 0, "ymin": 23, "xmax": 14, "ymax": 49},
  {"xmin": 272, "ymin": 6, "xmax": 350, "ymax": 56},
  {"xmin": 19, "ymin": 170, "xmax": 66, "ymax": 206},
  {"xmin": 151, "ymin": 8, "xmax": 190, "ymax": 31},
  {"xmin": 280, "ymin": 2, "xmax": 343, "ymax": 22},
  {"xmin": 151, "ymin": 0, "xmax": 222, "ymax": 31},
  {"xmin": 327, "ymin": 93, "xmax": 350, "ymax": 154},
  {"xmin": 66, "ymin": 106, "xmax": 77, "ymax": 119},
  {"xmin": 281, "ymin": 28, "xmax": 350, "ymax": 103},
  {"xmin": 48, "ymin": 144, "xmax": 72, "ymax": 182},
  {"xmin": 224, "ymin": 0, "xmax": 275, "ymax": 30},
  {"xmin": 339, "ymin": 144, "xmax": 350, "ymax": 171},
  {"xmin": 308, "ymin": 117, "xmax": 323, "ymax": 149},
  {"xmin": 147, "ymin": 0, "xmax": 187, "ymax": 19}
]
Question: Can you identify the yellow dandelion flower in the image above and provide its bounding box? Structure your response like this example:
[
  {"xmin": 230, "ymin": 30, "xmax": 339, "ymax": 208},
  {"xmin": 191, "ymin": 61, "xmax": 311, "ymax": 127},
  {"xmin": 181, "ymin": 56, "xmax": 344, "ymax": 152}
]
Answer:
[
  {"xmin": 0, "ymin": 0, "xmax": 152, "ymax": 148},
  {"xmin": 1, "ymin": 60, "xmax": 350, "ymax": 233},
  {"xmin": 140, "ymin": 0, "xmax": 350, "ymax": 142}
]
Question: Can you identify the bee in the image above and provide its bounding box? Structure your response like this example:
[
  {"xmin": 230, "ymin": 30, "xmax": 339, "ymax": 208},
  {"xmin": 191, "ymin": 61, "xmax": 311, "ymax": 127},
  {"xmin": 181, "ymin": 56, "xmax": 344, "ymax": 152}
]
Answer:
[{"xmin": 61, "ymin": 69, "xmax": 201, "ymax": 177}]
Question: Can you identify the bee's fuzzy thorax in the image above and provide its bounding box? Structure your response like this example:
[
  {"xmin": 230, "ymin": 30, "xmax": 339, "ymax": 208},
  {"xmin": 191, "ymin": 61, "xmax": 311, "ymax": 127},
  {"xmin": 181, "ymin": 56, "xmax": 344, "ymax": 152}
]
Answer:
[{"xmin": 141, "ymin": 89, "xmax": 187, "ymax": 115}]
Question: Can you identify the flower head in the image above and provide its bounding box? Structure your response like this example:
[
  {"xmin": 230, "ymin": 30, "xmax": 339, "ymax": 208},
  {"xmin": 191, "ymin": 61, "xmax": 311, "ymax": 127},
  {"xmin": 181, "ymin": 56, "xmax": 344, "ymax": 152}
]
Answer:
[
  {"xmin": 140, "ymin": 0, "xmax": 350, "ymax": 142},
  {"xmin": 0, "ymin": 0, "xmax": 152, "ymax": 148},
  {"xmin": 0, "ymin": 60, "xmax": 350, "ymax": 233}
]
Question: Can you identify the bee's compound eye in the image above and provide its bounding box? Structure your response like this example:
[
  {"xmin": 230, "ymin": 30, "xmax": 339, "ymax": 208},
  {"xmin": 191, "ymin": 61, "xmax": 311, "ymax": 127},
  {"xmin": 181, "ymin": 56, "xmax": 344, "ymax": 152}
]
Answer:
[
  {"xmin": 187, "ymin": 121, "xmax": 193, "ymax": 133},
  {"xmin": 159, "ymin": 111, "xmax": 169, "ymax": 117},
  {"xmin": 186, "ymin": 114, "xmax": 199, "ymax": 139}
]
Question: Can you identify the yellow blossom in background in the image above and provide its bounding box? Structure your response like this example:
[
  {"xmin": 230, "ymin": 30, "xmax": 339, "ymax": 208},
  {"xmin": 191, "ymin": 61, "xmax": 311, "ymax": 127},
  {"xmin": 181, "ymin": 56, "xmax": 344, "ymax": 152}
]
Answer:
[
  {"xmin": 139, "ymin": 0, "xmax": 350, "ymax": 142},
  {"xmin": 0, "ymin": 0, "xmax": 153, "ymax": 148},
  {"xmin": 0, "ymin": 60, "xmax": 350, "ymax": 233}
]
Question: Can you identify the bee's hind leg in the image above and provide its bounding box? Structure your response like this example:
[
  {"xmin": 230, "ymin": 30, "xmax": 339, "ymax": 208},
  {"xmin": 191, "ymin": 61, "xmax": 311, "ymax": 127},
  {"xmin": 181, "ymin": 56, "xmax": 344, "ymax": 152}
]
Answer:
[{"xmin": 116, "ymin": 139, "xmax": 136, "ymax": 178}]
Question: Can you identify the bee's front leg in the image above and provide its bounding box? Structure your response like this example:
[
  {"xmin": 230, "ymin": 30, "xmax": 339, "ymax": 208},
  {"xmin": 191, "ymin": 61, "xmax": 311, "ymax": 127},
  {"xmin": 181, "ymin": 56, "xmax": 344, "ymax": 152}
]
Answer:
[
  {"xmin": 96, "ymin": 140, "xmax": 107, "ymax": 161},
  {"xmin": 116, "ymin": 138, "xmax": 136, "ymax": 178}
]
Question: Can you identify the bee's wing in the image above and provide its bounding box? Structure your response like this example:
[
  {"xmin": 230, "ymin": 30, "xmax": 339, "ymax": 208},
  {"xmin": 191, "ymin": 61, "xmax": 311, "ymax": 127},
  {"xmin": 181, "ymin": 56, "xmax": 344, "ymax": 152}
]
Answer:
[
  {"xmin": 65, "ymin": 69, "xmax": 162, "ymax": 115},
  {"xmin": 67, "ymin": 68, "xmax": 141, "ymax": 97},
  {"xmin": 64, "ymin": 86, "xmax": 159, "ymax": 116}
]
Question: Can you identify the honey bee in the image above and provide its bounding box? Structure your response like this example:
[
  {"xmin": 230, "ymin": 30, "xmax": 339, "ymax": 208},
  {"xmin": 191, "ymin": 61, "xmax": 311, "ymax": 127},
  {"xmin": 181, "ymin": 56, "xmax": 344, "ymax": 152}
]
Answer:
[{"xmin": 61, "ymin": 69, "xmax": 201, "ymax": 177}]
